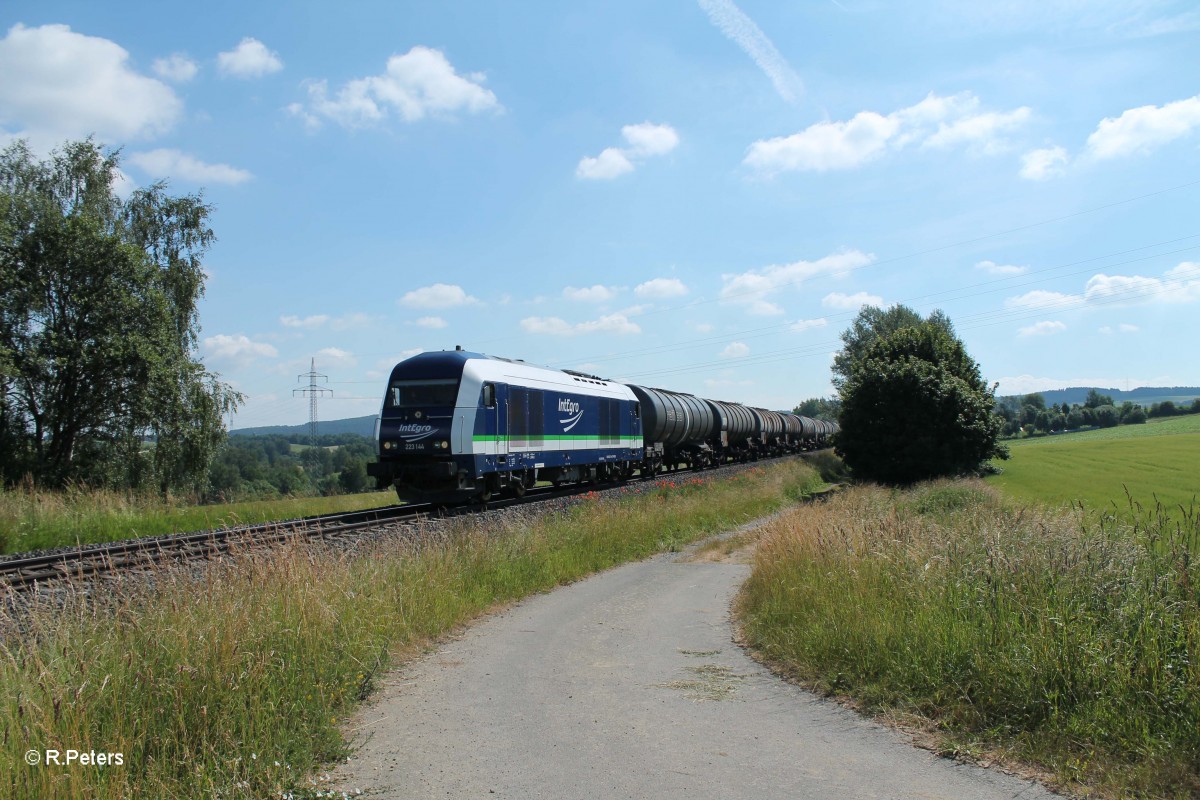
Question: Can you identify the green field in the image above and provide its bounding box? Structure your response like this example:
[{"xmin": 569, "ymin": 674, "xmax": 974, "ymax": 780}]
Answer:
[{"xmin": 989, "ymin": 415, "xmax": 1200, "ymax": 512}]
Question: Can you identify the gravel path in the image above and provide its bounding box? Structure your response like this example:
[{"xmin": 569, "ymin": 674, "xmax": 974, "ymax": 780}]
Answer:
[{"xmin": 332, "ymin": 528, "xmax": 1059, "ymax": 800}]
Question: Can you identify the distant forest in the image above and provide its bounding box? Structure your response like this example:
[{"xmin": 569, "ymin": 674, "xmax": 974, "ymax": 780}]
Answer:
[
  {"xmin": 1007, "ymin": 386, "xmax": 1200, "ymax": 408},
  {"xmin": 208, "ymin": 433, "xmax": 376, "ymax": 502}
]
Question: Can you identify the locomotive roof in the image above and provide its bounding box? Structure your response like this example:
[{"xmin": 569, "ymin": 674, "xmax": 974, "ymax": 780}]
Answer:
[{"xmin": 391, "ymin": 350, "xmax": 633, "ymax": 398}]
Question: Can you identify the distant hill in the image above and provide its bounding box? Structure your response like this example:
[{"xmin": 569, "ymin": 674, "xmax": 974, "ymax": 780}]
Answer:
[
  {"xmin": 1002, "ymin": 386, "xmax": 1200, "ymax": 408},
  {"xmin": 231, "ymin": 414, "xmax": 377, "ymax": 438}
]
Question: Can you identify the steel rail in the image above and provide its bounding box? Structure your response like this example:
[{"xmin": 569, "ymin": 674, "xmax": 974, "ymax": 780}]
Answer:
[{"xmin": 0, "ymin": 453, "xmax": 821, "ymax": 592}]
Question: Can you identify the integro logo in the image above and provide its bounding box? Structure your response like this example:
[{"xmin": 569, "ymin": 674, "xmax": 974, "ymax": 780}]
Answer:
[
  {"xmin": 396, "ymin": 423, "xmax": 436, "ymax": 442},
  {"xmin": 558, "ymin": 397, "xmax": 584, "ymax": 432}
]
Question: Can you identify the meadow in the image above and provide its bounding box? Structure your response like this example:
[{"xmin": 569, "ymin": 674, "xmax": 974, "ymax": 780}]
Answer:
[
  {"xmin": 988, "ymin": 414, "xmax": 1200, "ymax": 513},
  {"xmin": 1, "ymin": 460, "xmax": 822, "ymax": 800}
]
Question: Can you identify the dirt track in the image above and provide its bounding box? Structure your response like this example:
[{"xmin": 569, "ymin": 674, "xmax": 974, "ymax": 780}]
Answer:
[{"xmin": 333, "ymin": 530, "xmax": 1058, "ymax": 799}]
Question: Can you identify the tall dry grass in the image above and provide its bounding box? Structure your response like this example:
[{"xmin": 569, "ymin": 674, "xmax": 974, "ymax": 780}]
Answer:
[
  {"xmin": 2, "ymin": 460, "xmax": 821, "ymax": 799},
  {"xmin": 0, "ymin": 486, "xmax": 397, "ymax": 555},
  {"xmin": 739, "ymin": 481, "xmax": 1200, "ymax": 798}
]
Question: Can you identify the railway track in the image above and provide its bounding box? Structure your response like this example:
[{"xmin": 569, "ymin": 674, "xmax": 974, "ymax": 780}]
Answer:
[
  {"xmin": 0, "ymin": 503, "xmax": 423, "ymax": 591},
  {"xmin": 0, "ymin": 454, "xmax": 825, "ymax": 593},
  {"xmin": 0, "ymin": 483, "xmax": 594, "ymax": 592}
]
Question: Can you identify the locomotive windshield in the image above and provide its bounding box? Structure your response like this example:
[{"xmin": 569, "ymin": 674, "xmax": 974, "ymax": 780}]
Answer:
[{"xmin": 387, "ymin": 378, "xmax": 459, "ymax": 408}]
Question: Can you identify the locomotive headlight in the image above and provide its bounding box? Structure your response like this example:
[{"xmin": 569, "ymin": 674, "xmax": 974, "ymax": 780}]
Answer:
[
  {"xmin": 383, "ymin": 441, "xmax": 393, "ymax": 450},
  {"xmin": 414, "ymin": 410, "xmax": 423, "ymax": 419},
  {"xmin": 441, "ymin": 440, "xmax": 450, "ymax": 450}
]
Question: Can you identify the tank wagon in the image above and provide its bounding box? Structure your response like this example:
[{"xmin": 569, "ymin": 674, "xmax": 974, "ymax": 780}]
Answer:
[{"xmin": 367, "ymin": 349, "xmax": 838, "ymax": 503}]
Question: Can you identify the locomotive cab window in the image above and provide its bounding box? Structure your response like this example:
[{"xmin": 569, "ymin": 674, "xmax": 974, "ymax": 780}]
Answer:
[
  {"xmin": 388, "ymin": 378, "xmax": 459, "ymax": 408},
  {"xmin": 633, "ymin": 402, "xmax": 640, "ymax": 419},
  {"xmin": 482, "ymin": 383, "xmax": 496, "ymax": 408}
]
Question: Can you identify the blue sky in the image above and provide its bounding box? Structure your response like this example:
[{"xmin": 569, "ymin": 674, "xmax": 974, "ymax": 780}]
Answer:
[{"xmin": 3, "ymin": 1, "xmax": 1199, "ymax": 427}]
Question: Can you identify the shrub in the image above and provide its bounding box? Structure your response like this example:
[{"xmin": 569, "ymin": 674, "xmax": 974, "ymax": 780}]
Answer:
[{"xmin": 1093, "ymin": 404, "xmax": 1120, "ymax": 428}]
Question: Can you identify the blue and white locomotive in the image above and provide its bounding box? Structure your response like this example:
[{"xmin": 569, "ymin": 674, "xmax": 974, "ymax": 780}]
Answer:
[{"xmin": 367, "ymin": 347, "xmax": 838, "ymax": 503}]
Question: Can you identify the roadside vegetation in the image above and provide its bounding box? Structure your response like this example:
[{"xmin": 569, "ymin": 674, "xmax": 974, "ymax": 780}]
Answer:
[
  {"xmin": 739, "ymin": 482, "xmax": 1200, "ymax": 799},
  {"xmin": 1, "ymin": 460, "xmax": 822, "ymax": 800}
]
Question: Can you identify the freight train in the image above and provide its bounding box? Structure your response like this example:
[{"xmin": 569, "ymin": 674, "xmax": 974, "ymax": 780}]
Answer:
[{"xmin": 367, "ymin": 348, "xmax": 837, "ymax": 503}]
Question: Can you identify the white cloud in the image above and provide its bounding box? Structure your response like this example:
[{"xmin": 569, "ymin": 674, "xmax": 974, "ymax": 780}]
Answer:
[
  {"xmin": 315, "ymin": 346, "xmax": 356, "ymax": 367},
  {"xmin": 1018, "ymin": 320, "xmax": 1066, "ymax": 337},
  {"xmin": 280, "ymin": 314, "xmax": 330, "ymax": 329},
  {"xmin": 1083, "ymin": 268, "xmax": 1200, "ymax": 305},
  {"xmin": 621, "ymin": 122, "xmax": 680, "ymax": 157},
  {"xmin": 577, "ymin": 122, "xmax": 679, "ymax": 180},
  {"xmin": 217, "ymin": 37, "xmax": 283, "ymax": 79},
  {"xmin": 696, "ymin": 0, "xmax": 804, "ymax": 103},
  {"xmin": 789, "ymin": 317, "xmax": 828, "ymax": 332},
  {"xmin": 745, "ymin": 110, "xmax": 897, "ymax": 173},
  {"xmin": 127, "ymin": 149, "xmax": 252, "ymax": 185},
  {"xmin": 576, "ymin": 148, "xmax": 634, "ymax": 180},
  {"xmin": 695, "ymin": 322, "xmax": 715, "ymax": 333},
  {"xmin": 635, "ymin": 277, "xmax": 689, "ymax": 299},
  {"xmin": 822, "ymin": 291, "xmax": 884, "ymax": 310},
  {"xmin": 399, "ymin": 283, "xmax": 480, "ymax": 309},
  {"xmin": 203, "ymin": 334, "xmax": 278, "ymax": 363},
  {"xmin": 923, "ymin": 107, "xmax": 1031, "ymax": 154},
  {"xmin": 1004, "ymin": 289, "xmax": 1084, "ymax": 310},
  {"xmin": 1020, "ymin": 146, "xmax": 1069, "ymax": 180},
  {"xmin": 563, "ymin": 285, "xmax": 618, "ymax": 302},
  {"xmin": 279, "ymin": 312, "xmax": 371, "ymax": 331},
  {"xmin": 291, "ymin": 46, "xmax": 499, "ymax": 129},
  {"xmin": 1083, "ymin": 273, "xmax": 1165, "ymax": 303},
  {"xmin": 0, "ymin": 24, "xmax": 181, "ymax": 146},
  {"xmin": 519, "ymin": 313, "xmax": 641, "ymax": 336},
  {"xmin": 719, "ymin": 341, "xmax": 750, "ymax": 358},
  {"xmin": 1099, "ymin": 323, "xmax": 1140, "ymax": 335},
  {"xmin": 1005, "ymin": 263, "xmax": 1200, "ymax": 311},
  {"xmin": 720, "ymin": 249, "xmax": 874, "ymax": 315},
  {"xmin": 153, "ymin": 53, "xmax": 198, "ymax": 82},
  {"xmin": 744, "ymin": 92, "xmax": 1031, "ymax": 174},
  {"xmin": 330, "ymin": 312, "xmax": 373, "ymax": 331},
  {"xmin": 1084, "ymin": 94, "xmax": 1200, "ymax": 160},
  {"xmin": 976, "ymin": 259, "xmax": 1029, "ymax": 276},
  {"xmin": 413, "ymin": 316, "xmax": 447, "ymax": 329}
]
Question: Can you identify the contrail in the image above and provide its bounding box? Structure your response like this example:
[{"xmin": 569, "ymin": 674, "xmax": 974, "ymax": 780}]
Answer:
[{"xmin": 697, "ymin": 0, "xmax": 804, "ymax": 103}]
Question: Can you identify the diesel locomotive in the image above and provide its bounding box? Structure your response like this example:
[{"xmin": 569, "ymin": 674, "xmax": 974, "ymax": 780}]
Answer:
[{"xmin": 366, "ymin": 348, "xmax": 837, "ymax": 503}]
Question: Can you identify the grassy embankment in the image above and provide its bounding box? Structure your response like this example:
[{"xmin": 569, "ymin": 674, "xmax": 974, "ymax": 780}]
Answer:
[
  {"xmin": 989, "ymin": 414, "xmax": 1200, "ymax": 513},
  {"xmin": 1, "ymin": 460, "xmax": 823, "ymax": 800},
  {"xmin": 740, "ymin": 422, "xmax": 1200, "ymax": 799},
  {"xmin": 0, "ymin": 489, "xmax": 399, "ymax": 555}
]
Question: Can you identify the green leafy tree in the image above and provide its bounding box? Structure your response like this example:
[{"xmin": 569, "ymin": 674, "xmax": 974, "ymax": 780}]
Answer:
[
  {"xmin": 835, "ymin": 321, "xmax": 1007, "ymax": 484},
  {"xmin": 1085, "ymin": 389, "xmax": 1114, "ymax": 409},
  {"xmin": 1021, "ymin": 392, "xmax": 1046, "ymax": 410},
  {"xmin": 831, "ymin": 304, "xmax": 954, "ymax": 389},
  {"xmin": 0, "ymin": 139, "xmax": 240, "ymax": 491},
  {"xmin": 1123, "ymin": 406, "xmax": 1147, "ymax": 425},
  {"xmin": 793, "ymin": 396, "xmax": 841, "ymax": 421},
  {"xmin": 1093, "ymin": 404, "xmax": 1120, "ymax": 428}
]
